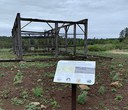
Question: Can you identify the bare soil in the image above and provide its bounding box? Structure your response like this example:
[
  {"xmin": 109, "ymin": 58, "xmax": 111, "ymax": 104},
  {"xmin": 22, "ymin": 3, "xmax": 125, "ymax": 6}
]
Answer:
[
  {"xmin": 110, "ymin": 50, "xmax": 128, "ymax": 55},
  {"xmin": 0, "ymin": 57, "xmax": 128, "ymax": 110}
]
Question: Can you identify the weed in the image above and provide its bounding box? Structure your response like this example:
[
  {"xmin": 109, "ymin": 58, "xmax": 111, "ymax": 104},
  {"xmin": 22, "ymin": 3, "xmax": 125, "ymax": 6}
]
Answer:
[
  {"xmin": 99, "ymin": 102, "xmax": 105, "ymax": 108},
  {"xmin": 118, "ymin": 63, "xmax": 123, "ymax": 68},
  {"xmin": 110, "ymin": 70, "xmax": 116, "ymax": 78},
  {"xmin": 19, "ymin": 61, "xmax": 27, "ymax": 68},
  {"xmin": 98, "ymin": 86, "xmax": 106, "ymax": 95},
  {"xmin": 115, "ymin": 95, "xmax": 123, "ymax": 101},
  {"xmin": 32, "ymin": 87, "xmax": 43, "ymax": 97},
  {"xmin": 112, "ymin": 73, "xmax": 120, "ymax": 81},
  {"xmin": 0, "ymin": 90, "xmax": 10, "ymax": 98},
  {"xmin": 0, "ymin": 73, "xmax": 5, "ymax": 77},
  {"xmin": 43, "ymin": 72, "xmax": 54, "ymax": 78},
  {"xmin": 99, "ymin": 102, "xmax": 109, "ymax": 110},
  {"xmin": 25, "ymin": 103, "xmax": 40, "ymax": 110},
  {"xmin": 13, "ymin": 71, "xmax": 23, "ymax": 85},
  {"xmin": 21, "ymin": 90, "xmax": 29, "ymax": 99},
  {"xmin": 110, "ymin": 65, "xmax": 115, "ymax": 70},
  {"xmin": 77, "ymin": 91, "xmax": 88, "ymax": 104},
  {"xmin": 11, "ymin": 97, "xmax": 24, "ymax": 105},
  {"xmin": 50, "ymin": 98, "xmax": 60, "ymax": 109},
  {"xmin": 111, "ymin": 88, "xmax": 117, "ymax": 93}
]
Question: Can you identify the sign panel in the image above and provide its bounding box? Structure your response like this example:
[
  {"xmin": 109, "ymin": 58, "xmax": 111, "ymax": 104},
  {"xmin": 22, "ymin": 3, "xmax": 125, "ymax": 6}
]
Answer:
[{"xmin": 53, "ymin": 60, "xmax": 96, "ymax": 85}]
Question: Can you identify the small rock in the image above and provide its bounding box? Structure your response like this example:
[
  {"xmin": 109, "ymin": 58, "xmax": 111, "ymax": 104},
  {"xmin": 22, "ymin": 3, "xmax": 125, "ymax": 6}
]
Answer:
[
  {"xmin": 20, "ymin": 61, "xmax": 26, "ymax": 64},
  {"xmin": 79, "ymin": 85, "xmax": 90, "ymax": 90},
  {"xmin": 31, "ymin": 102, "xmax": 40, "ymax": 106},
  {"xmin": 4, "ymin": 96, "xmax": 8, "ymax": 99},
  {"xmin": 37, "ymin": 79, "xmax": 42, "ymax": 82},
  {"xmin": 95, "ymin": 82, "xmax": 99, "ymax": 84},
  {"xmin": 13, "ymin": 65, "xmax": 17, "ymax": 68},
  {"xmin": 110, "ymin": 81, "xmax": 120, "ymax": 88},
  {"xmin": 41, "ymin": 104, "xmax": 47, "ymax": 109}
]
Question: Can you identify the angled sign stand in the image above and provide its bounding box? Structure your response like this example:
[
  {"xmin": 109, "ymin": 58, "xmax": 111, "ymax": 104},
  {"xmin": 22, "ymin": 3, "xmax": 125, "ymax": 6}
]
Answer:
[{"xmin": 53, "ymin": 60, "xmax": 96, "ymax": 110}]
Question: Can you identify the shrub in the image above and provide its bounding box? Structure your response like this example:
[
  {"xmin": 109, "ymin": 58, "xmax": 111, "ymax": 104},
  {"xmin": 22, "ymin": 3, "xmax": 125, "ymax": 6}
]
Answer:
[{"xmin": 88, "ymin": 44, "xmax": 115, "ymax": 52}]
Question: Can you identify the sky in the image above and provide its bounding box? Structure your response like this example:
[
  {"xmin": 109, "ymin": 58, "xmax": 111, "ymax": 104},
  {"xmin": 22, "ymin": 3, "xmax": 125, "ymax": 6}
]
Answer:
[{"xmin": 0, "ymin": 0, "xmax": 128, "ymax": 39}]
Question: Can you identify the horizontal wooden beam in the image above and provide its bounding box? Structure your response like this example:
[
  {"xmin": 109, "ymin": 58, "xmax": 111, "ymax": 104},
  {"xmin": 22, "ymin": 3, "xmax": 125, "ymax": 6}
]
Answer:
[
  {"xmin": 21, "ymin": 36, "xmax": 55, "ymax": 39},
  {"xmin": 21, "ymin": 30, "xmax": 44, "ymax": 34},
  {"xmin": 20, "ymin": 17, "xmax": 87, "ymax": 24}
]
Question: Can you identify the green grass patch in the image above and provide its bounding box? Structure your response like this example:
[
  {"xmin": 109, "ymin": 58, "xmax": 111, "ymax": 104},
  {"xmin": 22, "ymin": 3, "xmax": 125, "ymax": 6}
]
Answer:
[
  {"xmin": 88, "ymin": 44, "xmax": 115, "ymax": 51},
  {"xmin": 88, "ymin": 51, "xmax": 128, "ymax": 59},
  {"xmin": 19, "ymin": 61, "xmax": 56, "ymax": 68},
  {"xmin": 0, "ymin": 49, "xmax": 16, "ymax": 59}
]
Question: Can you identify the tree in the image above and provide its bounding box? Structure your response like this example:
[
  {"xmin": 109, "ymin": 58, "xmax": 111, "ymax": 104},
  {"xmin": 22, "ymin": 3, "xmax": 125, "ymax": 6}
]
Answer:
[
  {"xmin": 119, "ymin": 27, "xmax": 128, "ymax": 38},
  {"xmin": 124, "ymin": 27, "xmax": 128, "ymax": 38},
  {"xmin": 119, "ymin": 30, "xmax": 125, "ymax": 38}
]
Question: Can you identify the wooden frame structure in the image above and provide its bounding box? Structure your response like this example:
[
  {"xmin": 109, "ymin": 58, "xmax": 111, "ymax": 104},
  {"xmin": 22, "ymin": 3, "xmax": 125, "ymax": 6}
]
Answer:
[{"xmin": 12, "ymin": 13, "xmax": 88, "ymax": 60}]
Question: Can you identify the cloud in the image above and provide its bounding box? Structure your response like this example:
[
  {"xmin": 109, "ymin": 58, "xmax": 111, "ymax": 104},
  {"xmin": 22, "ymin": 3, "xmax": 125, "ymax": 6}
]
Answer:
[{"xmin": 0, "ymin": 0, "xmax": 128, "ymax": 38}]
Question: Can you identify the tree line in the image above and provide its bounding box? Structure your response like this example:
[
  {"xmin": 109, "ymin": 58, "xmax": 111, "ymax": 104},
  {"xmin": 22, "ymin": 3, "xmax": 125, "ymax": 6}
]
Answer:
[{"xmin": 0, "ymin": 36, "xmax": 120, "ymax": 49}]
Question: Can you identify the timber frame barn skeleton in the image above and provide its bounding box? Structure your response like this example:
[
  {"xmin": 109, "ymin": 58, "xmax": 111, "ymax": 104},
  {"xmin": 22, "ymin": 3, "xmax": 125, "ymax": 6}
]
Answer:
[{"xmin": 12, "ymin": 13, "xmax": 88, "ymax": 60}]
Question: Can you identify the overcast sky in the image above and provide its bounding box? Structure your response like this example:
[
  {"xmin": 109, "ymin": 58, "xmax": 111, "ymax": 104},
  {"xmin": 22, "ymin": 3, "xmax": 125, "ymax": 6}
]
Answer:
[{"xmin": 0, "ymin": 0, "xmax": 128, "ymax": 39}]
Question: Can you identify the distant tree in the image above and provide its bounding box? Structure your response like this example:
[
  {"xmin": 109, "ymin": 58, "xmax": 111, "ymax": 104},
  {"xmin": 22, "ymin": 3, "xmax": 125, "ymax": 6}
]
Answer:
[
  {"xmin": 119, "ymin": 27, "xmax": 128, "ymax": 38},
  {"xmin": 125, "ymin": 27, "xmax": 128, "ymax": 38},
  {"xmin": 119, "ymin": 30, "xmax": 125, "ymax": 38},
  {"xmin": 119, "ymin": 27, "xmax": 128, "ymax": 42}
]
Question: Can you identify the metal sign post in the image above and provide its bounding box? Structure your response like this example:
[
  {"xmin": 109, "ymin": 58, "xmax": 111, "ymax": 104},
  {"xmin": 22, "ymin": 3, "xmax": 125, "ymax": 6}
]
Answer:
[
  {"xmin": 53, "ymin": 60, "xmax": 96, "ymax": 110},
  {"xmin": 72, "ymin": 84, "xmax": 76, "ymax": 110}
]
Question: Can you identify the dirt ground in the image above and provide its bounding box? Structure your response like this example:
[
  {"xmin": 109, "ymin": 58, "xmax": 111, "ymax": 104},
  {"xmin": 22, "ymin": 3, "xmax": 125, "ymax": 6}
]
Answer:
[
  {"xmin": 0, "ymin": 57, "xmax": 128, "ymax": 110},
  {"xmin": 109, "ymin": 50, "xmax": 128, "ymax": 55}
]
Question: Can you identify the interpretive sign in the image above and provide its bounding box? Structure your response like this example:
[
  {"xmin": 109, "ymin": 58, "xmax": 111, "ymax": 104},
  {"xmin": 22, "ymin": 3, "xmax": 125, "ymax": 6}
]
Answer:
[{"xmin": 53, "ymin": 60, "xmax": 96, "ymax": 85}]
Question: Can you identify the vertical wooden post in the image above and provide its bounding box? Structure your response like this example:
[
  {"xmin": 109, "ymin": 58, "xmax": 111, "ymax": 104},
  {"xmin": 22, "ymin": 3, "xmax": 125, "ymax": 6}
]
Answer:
[
  {"xmin": 17, "ymin": 13, "xmax": 23, "ymax": 60},
  {"xmin": 13, "ymin": 28, "xmax": 17, "ymax": 54},
  {"xmin": 84, "ymin": 20, "xmax": 88, "ymax": 57},
  {"xmin": 64, "ymin": 26, "xmax": 68, "ymax": 53},
  {"xmin": 12, "ymin": 29, "xmax": 15, "ymax": 53},
  {"xmin": 55, "ymin": 22, "xmax": 59, "ymax": 57},
  {"xmin": 73, "ymin": 24, "xmax": 76, "ymax": 56},
  {"xmin": 28, "ymin": 34, "xmax": 30, "ymax": 51},
  {"xmin": 16, "ymin": 28, "xmax": 18, "ymax": 56},
  {"xmin": 51, "ymin": 31, "xmax": 54, "ymax": 49}
]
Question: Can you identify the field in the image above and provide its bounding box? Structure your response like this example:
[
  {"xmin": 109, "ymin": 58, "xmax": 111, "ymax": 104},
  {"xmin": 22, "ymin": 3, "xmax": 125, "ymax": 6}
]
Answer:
[{"xmin": 0, "ymin": 49, "xmax": 128, "ymax": 110}]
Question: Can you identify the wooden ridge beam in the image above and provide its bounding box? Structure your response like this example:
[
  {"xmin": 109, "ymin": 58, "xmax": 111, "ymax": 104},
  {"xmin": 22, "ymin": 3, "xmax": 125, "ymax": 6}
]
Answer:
[{"xmin": 20, "ymin": 17, "xmax": 87, "ymax": 24}]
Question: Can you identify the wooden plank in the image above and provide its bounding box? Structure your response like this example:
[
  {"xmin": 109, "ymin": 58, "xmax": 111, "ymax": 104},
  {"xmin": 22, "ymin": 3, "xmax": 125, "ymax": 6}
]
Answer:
[
  {"xmin": 17, "ymin": 13, "xmax": 23, "ymax": 60},
  {"xmin": 73, "ymin": 24, "xmax": 76, "ymax": 56},
  {"xmin": 55, "ymin": 22, "xmax": 59, "ymax": 57},
  {"xmin": 84, "ymin": 19, "xmax": 88, "ymax": 56},
  {"xmin": 64, "ymin": 26, "xmax": 68, "ymax": 53},
  {"xmin": 20, "ymin": 17, "xmax": 87, "ymax": 24}
]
